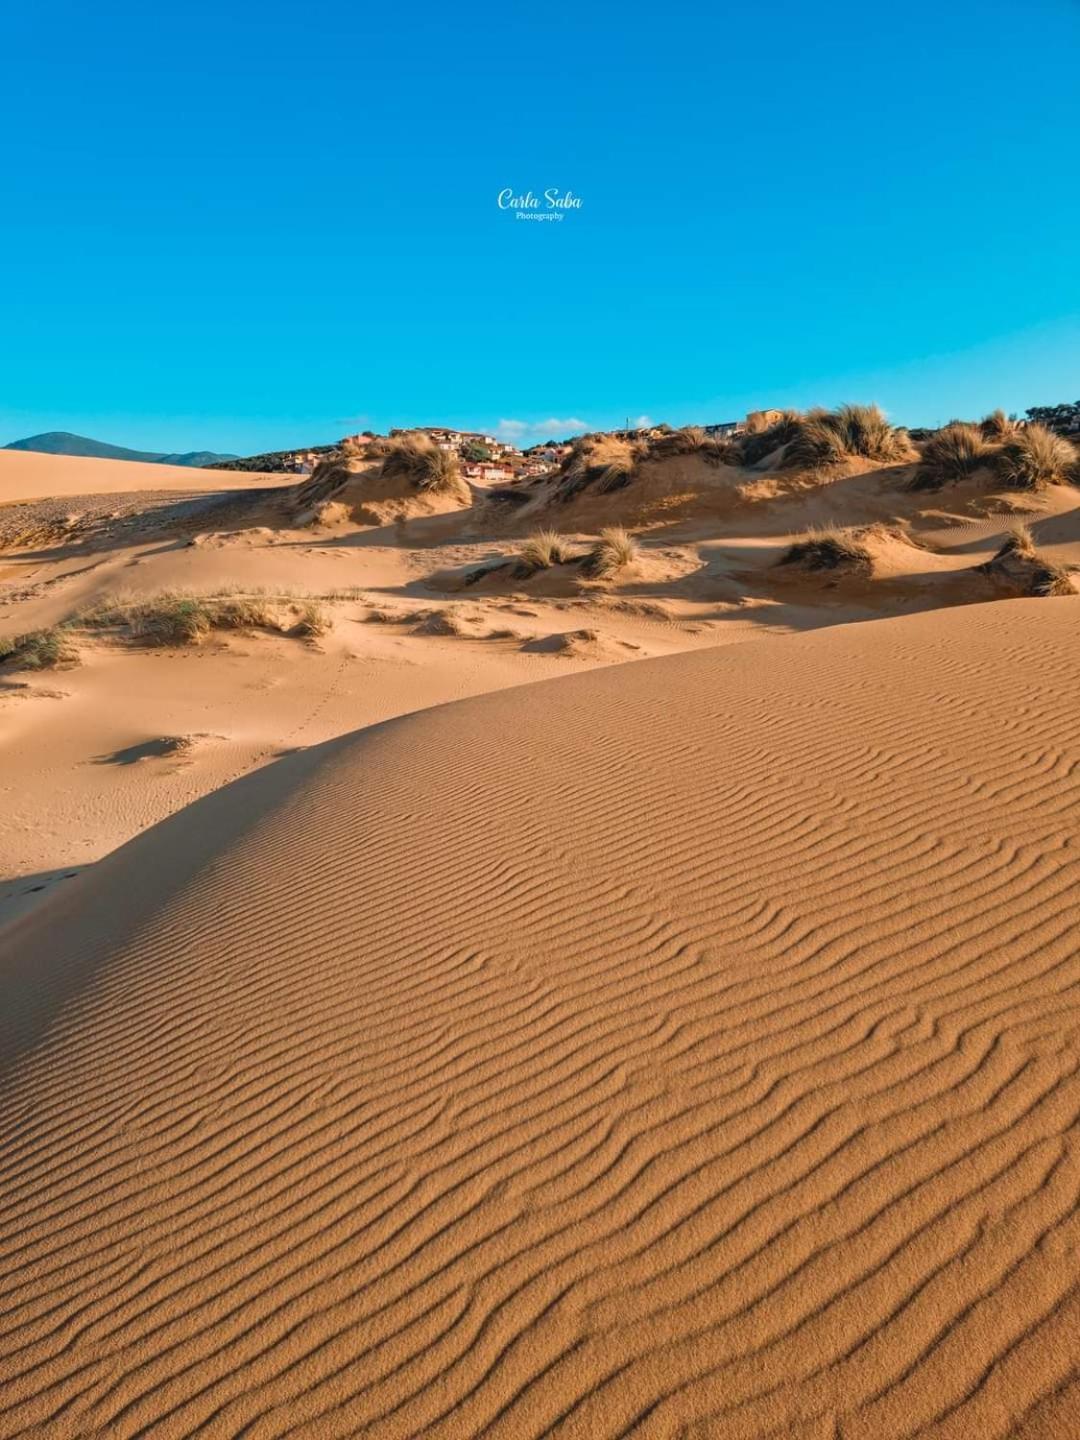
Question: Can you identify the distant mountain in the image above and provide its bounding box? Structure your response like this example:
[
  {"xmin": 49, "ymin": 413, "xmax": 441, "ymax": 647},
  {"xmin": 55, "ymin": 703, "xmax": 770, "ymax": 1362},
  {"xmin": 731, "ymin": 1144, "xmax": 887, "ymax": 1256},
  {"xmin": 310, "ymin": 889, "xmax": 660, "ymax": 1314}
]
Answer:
[{"xmin": 3, "ymin": 431, "xmax": 237, "ymax": 467}]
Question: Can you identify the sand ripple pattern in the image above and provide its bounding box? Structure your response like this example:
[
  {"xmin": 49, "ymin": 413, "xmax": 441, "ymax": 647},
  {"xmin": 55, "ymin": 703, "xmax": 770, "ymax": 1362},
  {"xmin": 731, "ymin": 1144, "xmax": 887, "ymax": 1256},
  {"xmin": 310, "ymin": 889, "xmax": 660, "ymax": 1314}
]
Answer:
[{"xmin": 1, "ymin": 598, "xmax": 1079, "ymax": 1438}]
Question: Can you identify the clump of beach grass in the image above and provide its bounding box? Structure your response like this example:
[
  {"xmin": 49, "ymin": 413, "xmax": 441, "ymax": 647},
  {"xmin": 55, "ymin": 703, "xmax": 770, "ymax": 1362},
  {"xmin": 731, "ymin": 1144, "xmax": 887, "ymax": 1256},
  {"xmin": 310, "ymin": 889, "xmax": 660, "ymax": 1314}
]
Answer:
[
  {"xmin": 0, "ymin": 625, "xmax": 79, "ymax": 671},
  {"xmin": 999, "ymin": 520, "xmax": 1036, "ymax": 557},
  {"xmin": 290, "ymin": 600, "xmax": 332, "ymax": 638},
  {"xmin": 646, "ymin": 425, "xmax": 734, "ymax": 465},
  {"xmin": 979, "ymin": 523, "xmax": 1075, "ymax": 596},
  {"xmin": 583, "ymin": 526, "xmax": 638, "ymax": 578},
  {"xmin": 380, "ymin": 433, "xmax": 469, "ymax": 499},
  {"xmin": 995, "ymin": 423, "xmax": 1078, "ymax": 490},
  {"xmin": 556, "ymin": 435, "xmax": 641, "ymax": 499},
  {"xmin": 515, "ymin": 529, "xmax": 572, "ymax": 577},
  {"xmin": 778, "ymin": 526, "xmax": 874, "ymax": 574},
  {"xmin": 910, "ymin": 423, "xmax": 994, "ymax": 491},
  {"xmin": 783, "ymin": 404, "xmax": 913, "ymax": 471},
  {"xmin": 737, "ymin": 410, "xmax": 803, "ymax": 466},
  {"xmin": 979, "ymin": 408, "xmax": 1020, "ymax": 440},
  {"xmin": 81, "ymin": 589, "xmax": 333, "ymax": 647}
]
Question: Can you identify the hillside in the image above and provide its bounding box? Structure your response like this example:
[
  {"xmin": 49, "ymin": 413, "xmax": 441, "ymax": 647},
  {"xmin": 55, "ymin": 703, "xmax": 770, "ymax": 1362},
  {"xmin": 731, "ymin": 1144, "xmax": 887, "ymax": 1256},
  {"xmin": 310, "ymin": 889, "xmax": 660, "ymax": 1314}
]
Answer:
[
  {"xmin": 4, "ymin": 430, "xmax": 236, "ymax": 467},
  {"xmin": 1, "ymin": 600, "xmax": 1078, "ymax": 1438}
]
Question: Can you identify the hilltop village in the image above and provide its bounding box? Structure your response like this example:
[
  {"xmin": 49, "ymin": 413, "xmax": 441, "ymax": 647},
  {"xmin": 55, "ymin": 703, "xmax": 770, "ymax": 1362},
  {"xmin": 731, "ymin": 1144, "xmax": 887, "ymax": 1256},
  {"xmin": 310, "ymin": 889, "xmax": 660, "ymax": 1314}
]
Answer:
[{"xmin": 210, "ymin": 410, "xmax": 787, "ymax": 479}]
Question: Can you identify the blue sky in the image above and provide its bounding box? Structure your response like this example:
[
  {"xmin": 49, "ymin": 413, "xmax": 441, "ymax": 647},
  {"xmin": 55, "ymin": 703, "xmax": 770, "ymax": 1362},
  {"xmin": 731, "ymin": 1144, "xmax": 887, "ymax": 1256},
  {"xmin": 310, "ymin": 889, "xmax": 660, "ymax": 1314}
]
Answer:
[{"xmin": 2, "ymin": 0, "xmax": 1079, "ymax": 454}]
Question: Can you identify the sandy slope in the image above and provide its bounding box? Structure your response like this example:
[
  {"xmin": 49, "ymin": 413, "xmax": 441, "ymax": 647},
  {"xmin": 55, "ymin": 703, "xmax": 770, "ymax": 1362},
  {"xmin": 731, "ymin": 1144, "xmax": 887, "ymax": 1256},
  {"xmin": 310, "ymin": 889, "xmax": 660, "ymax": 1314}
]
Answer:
[
  {"xmin": 1, "ymin": 598, "xmax": 1078, "ymax": 1439},
  {"xmin": 0, "ymin": 448, "xmax": 284, "ymax": 502}
]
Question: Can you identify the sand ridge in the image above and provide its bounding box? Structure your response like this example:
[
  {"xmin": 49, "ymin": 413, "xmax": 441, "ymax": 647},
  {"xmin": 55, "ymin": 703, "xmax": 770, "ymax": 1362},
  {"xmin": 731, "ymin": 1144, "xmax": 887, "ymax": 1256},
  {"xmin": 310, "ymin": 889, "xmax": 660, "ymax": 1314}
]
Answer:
[
  {"xmin": 0, "ymin": 448, "xmax": 285, "ymax": 503},
  {"xmin": 1, "ymin": 598, "xmax": 1078, "ymax": 1438}
]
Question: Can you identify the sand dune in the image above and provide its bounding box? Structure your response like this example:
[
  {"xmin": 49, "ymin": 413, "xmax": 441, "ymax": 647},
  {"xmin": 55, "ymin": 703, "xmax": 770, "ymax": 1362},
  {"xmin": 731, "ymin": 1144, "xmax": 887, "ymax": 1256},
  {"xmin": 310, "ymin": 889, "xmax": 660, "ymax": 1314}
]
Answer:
[
  {"xmin": 2, "ymin": 597, "xmax": 1079, "ymax": 1438},
  {"xmin": 0, "ymin": 448, "xmax": 284, "ymax": 503}
]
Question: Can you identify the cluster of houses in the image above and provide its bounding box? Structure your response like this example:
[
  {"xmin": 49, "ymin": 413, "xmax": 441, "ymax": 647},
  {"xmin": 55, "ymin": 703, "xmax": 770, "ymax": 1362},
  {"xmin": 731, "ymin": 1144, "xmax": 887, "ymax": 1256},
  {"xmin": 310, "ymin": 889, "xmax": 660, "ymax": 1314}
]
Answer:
[
  {"xmin": 612, "ymin": 410, "xmax": 785, "ymax": 442},
  {"xmin": 341, "ymin": 426, "xmax": 558, "ymax": 483},
  {"xmin": 394, "ymin": 427, "xmax": 529, "ymax": 482},
  {"xmin": 308, "ymin": 410, "xmax": 787, "ymax": 483}
]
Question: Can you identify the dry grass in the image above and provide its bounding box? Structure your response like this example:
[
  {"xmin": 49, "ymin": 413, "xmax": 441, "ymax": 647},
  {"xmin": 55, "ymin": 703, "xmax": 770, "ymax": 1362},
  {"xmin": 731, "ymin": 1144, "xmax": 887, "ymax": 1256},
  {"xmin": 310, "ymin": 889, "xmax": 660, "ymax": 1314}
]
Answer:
[
  {"xmin": 646, "ymin": 425, "xmax": 731, "ymax": 464},
  {"xmin": 381, "ymin": 433, "xmax": 469, "ymax": 499},
  {"xmin": 980, "ymin": 526, "xmax": 1075, "ymax": 597},
  {"xmin": 910, "ymin": 423, "xmax": 994, "ymax": 491},
  {"xmin": 980, "ymin": 409, "xmax": 1020, "ymax": 440},
  {"xmin": 995, "ymin": 424, "xmax": 1078, "ymax": 490},
  {"xmin": 340, "ymin": 435, "xmax": 380, "ymax": 459},
  {"xmin": 81, "ymin": 589, "xmax": 333, "ymax": 647},
  {"xmin": 782, "ymin": 412, "xmax": 849, "ymax": 470},
  {"xmin": 0, "ymin": 625, "xmax": 79, "ymax": 671},
  {"xmin": 583, "ymin": 526, "xmax": 638, "ymax": 578},
  {"xmin": 290, "ymin": 600, "xmax": 331, "ymax": 638},
  {"xmin": 999, "ymin": 520, "xmax": 1036, "ymax": 557},
  {"xmin": 778, "ymin": 526, "xmax": 874, "ymax": 574},
  {"xmin": 737, "ymin": 411, "xmax": 803, "ymax": 466},
  {"xmin": 556, "ymin": 435, "xmax": 641, "ymax": 499},
  {"xmin": 515, "ymin": 529, "xmax": 572, "ymax": 577},
  {"xmin": 783, "ymin": 404, "xmax": 913, "ymax": 471}
]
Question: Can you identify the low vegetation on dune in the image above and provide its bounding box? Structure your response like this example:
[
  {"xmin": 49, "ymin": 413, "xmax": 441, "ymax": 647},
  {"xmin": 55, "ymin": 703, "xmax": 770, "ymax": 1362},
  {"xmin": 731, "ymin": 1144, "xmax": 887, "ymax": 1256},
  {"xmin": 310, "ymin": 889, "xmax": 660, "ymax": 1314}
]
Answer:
[
  {"xmin": 0, "ymin": 625, "xmax": 79, "ymax": 670},
  {"xmin": 645, "ymin": 425, "xmax": 733, "ymax": 464},
  {"xmin": 781, "ymin": 404, "xmax": 914, "ymax": 471},
  {"xmin": 583, "ymin": 526, "xmax": 638, "ymax": 578},
  {"xmin": 912, "ymin": 418, "xmax": 1077, "ymax": 493},
  {"xmin": 778, "ymin": 526, "xmax": 874, "ymax": 575},
  {"xmin": 736, "ymin": 410, "xmax": 802, "ymax": 466},
  {"xmin": 380, "ymin": 433, "xmax": 470, "ymax": 499},
  {"xmin": 292, "ymin": 600, "xmax": 332, "ymax": 637},
  {"xmin": 515, "ymin": 529, "xmax": 573, "ymax": 577},
  {"xmin": 82, "ymin": 589, "xmax": 333, "ymax": 646},
  {"xmin": 979, "ymin": 522, "xmax": 1075, "ymax": 596},
  {"xmin": 734, "ymin": 405, "xmax": 911, "ymax": 471},
  {"xmin": 910, "ymin": 422, "xmax": 994, "ymax": 491},
  {"xmin": 995, "ymin": 423, "xmax": 1078, "ymax": 490},
  {"xmin": 556, "ymin": 435, "xmax": 641, "ymax": 499},
  {"xmin": 979, "ymin": 408, "xmax": 1020, "ymax": 440}
]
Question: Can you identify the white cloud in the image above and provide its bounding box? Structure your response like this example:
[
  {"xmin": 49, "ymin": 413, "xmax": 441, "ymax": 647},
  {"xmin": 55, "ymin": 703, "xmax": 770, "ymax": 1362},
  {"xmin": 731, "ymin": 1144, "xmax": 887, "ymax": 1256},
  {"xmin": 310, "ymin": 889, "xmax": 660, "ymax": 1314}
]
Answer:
[
  {"xmin": 495, "ymin": 416, "xmax": 589, "ymax": 442},
  {"xmin": 630, "ymin": 413, "xmax": 653, "ymax": 429}
]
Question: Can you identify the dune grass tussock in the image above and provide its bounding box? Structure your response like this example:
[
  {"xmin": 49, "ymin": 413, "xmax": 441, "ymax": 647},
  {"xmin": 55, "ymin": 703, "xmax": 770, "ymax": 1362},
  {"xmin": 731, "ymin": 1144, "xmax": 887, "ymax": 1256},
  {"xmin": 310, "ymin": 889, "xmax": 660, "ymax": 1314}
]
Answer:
[
  {"xmin": 381, "ymin": 433, "xmax": 469, "ymax": 499},
  {"xmin": 737, "ymin": 411, "xmax": 803, "ymax": 466},
  {"xmin": 0, "ymin": 625, "xmax": 79, "ymax": 671},
  {"xmin": 557, "ymin": 435, "xmax": 641, "ymax": 499},
  {"xmin": 778, "ymin": 527, "xmax": 874, "ymax": 574},
  {"xmin": 995, "ymin": 424, "xmax": 1077, "ymax": 490},
  {"xmin": 999, "ymin": 520, "xmax": 1036, "ymax": 557},
  {"xmin": 783, "ymin": 404, "xmax": 913, "ymax": 471},
  {"xmin": 645, "ymin": 425, "xmax": 733, "ymax": 464},
  {"xmin": 82, "ymin": 589, "xmax": 333, "ymax": 647},
  {"xmin": 980, "ymin": 524, "xmax": 1075, "ymax": 597},
  {"xmin": 515, "ymin": 529, "xmax": 572, "ymax": 577},
  {"xmin": 979, "ymin": 408, "xmax": 1020, "ymax": 440},
  {"xmin": 910, "ymin": 423, "xmax": 994, "ymax": 491},
  {"xmin": 583, "ymin": 526, "xmax": 638, "ymax": 578},
  {"xmin": 291, "ymin": 600, "xmax": 332, "ymax": 637}
]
